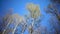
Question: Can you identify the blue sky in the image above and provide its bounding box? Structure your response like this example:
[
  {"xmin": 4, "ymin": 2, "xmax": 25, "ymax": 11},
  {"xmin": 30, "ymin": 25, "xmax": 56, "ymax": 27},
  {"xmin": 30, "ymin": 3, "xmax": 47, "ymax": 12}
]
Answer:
[
  {"xmin": 1, "ymin": 0, "xmax": 59, "ymax": 34},
  {"xmin": 1, "ymin": 0, "xmax": 50, "ymax": 16}
]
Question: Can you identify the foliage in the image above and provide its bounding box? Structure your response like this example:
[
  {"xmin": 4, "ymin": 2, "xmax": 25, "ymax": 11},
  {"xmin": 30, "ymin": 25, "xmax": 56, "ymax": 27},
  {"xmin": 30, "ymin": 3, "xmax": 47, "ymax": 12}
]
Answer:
[
  {"xmin": 50, "ymin": 0, "xmax": 60, "ymax": 3},
  {"xmin": 45, "ymin": 0, "xmax": 60, "ymax": 34},
  {"xmin": 26, "ymin": 3, "xmax": 41, "ymax": 19},
  {"xmin": 1, "ymin": 2, "xmax": 60, "ymax": 34},
  {"xmin": 46, "ymin": 3, "xmax": 60, "ymax": 21}
]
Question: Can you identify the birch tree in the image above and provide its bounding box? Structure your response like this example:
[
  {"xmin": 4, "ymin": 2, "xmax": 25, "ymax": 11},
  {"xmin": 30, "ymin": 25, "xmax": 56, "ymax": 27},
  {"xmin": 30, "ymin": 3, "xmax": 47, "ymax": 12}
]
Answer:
[{"xmin": 26, "ymin": 3, "xmax": 41, "ymax": 34}]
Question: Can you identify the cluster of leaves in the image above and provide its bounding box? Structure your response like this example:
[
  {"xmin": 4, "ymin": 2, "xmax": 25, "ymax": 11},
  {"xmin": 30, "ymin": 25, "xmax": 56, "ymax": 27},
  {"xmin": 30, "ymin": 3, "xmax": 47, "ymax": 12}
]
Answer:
[
  {"xmin": 46, "ymin": 3, "xmax": 60, "ymax": 21},
  {"xmin": 45, "ymin": 0, "xmax": 60, "ymax": 34},
  {"xmin": 50, "ymin": 0, "xmax": 60, "ymax": 3},
  {"xmin": 26, "ymin": 3, "xmax": 41, "ymax": 19}
]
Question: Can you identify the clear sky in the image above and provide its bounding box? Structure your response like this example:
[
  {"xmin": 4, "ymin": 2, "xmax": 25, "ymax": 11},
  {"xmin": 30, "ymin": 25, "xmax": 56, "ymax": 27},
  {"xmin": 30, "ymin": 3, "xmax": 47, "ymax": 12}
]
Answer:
[{"xmin": 1, "ymin": 0, "xmax": 50, "ymax": 16}]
